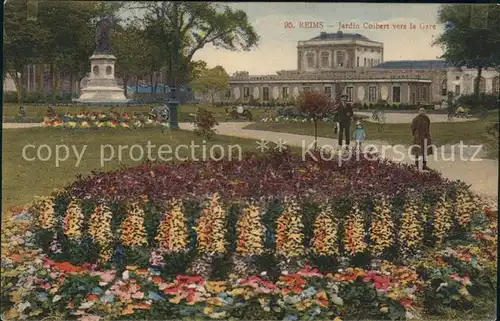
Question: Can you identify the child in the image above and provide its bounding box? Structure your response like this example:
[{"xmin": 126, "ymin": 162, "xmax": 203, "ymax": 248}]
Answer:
[{"xmin": 352, "ymin": 121, "xmax": 366, "ymax": 151}]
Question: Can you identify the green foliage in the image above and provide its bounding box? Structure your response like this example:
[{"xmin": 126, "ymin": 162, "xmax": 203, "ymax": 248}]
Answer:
[
  {"xmin": 192, "ymin": 108, "xmax": 219, "ymax": 139},
  {"xmin": 190, "ymin": 66, "xmax": 230, "ymax": 106}
]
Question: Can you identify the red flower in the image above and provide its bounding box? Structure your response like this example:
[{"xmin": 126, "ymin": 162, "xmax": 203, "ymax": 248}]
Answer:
[
  {"xmin": 54, "ymin": 261, "xmax": 82, "ymax": 273},
  {"xmin": 87, "ymin": 294, "xmax": 99, "ymax": 301},
  {"xmin": 400, "ymin": 298, "xmax": 413, "ymax": 307}
]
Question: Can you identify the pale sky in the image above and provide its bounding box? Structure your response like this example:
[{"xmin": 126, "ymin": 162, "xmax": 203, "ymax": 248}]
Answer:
[{"xmin": 192, "ymin": 3, "xmax": 445, "ymax": 75}]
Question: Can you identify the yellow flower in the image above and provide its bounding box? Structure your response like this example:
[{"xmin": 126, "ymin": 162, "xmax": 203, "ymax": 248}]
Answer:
[
  {"xmin": 433, "ymin": 195, "xmax": 453, "ymax": 244},
  {"xmin": 203, "ymin": 306, "xmax": 214, "ymax": 315},
  {"xmin": 454, "ymin": 187, "xmax": 480, "ymax": 228},
  {"xmin": 276, "ymin": 199, "xmax": 304, "ymax": 257},
  {"xmin": 311, "ymin": 204, "xmax": 339, "ymax": 256},
  {"xmin": 344, "ymin": 203, "xmax": 366, "ymax": 256},
  {"xmin": 236, "ymin": 202, "xmax": 266, "ymax": 255},
  {"xmin": 196, "ymin": 193, "xmax": 227, "ymax": 254},
  {"xmin": 120, "ymin": 202, "xmax": 148, "ymax": 247},
  {"xmin": 399, "ymin": 197, "xmax": 423, "ymax": 255},
  {"xmin": 155, "ymin": 199, "xmax": 189, "ymax": 253},
  {"xmin": 369, "ymin": 197, "xmax": 394, "ymax": 257},
  {"xmin": 31, "ymin": 196, "xmax": 55, "ymax": 229},
  {"xmin": 231, "ymin": 288, "xmax": 246, "ymax": 296},
  {"xmin": 63, "ymin": 200, "xmax": 84, "ymax": 240},
  {"xmin": 89, "ymin": 204, "xmax": 114, "ymax": 261}
]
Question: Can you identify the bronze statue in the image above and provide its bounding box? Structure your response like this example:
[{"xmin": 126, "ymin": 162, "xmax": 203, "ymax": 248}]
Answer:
[{"xmin": 95, "ymin": 16, "xmax": 111, "ymax": 53}]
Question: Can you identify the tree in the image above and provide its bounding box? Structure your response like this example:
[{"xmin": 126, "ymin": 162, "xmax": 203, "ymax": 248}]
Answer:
[
  {"xmin": 190, "ymin": 66, "xmax": 229, "ymax": 106},
  {"xmin": 128, "ymin": 2, "xmax": 259, "ymax": 88},
  {"xmin": 112, "ymin": 23, "xmax": 155, "ymax": 97},
  {"xmin": 433, "ymin": 4, "xmax": 500, "ymax": 104},
  {"xmin": 4, "ymin": 0, "xmax": 50, "ymax": 102},
  {"xmin": 296, "ymin": 91, "xmax": 335, "ymax": 149}
]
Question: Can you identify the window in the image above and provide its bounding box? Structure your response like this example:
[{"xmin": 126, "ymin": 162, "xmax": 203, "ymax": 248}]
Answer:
[
  {"xmin": 492, "ymin": 76, "xmax": 499, "ymax": 94},
  {"xmin": 324, "ymin": 86, "xmax": 332, "ymax": 97},
  {"xmin": 263, "ymin": 87, "xmax": 270, "ymax": 101},
  {"xmin": 306, "ymin": 53, "xmax": 315, "ymax": 68},
  {"xmin": 303, "ymin": 86, "xmax": 310, "ymax": 93},
  {"xmin": 321, "ymin": 52, "xmax": 329, "ymax": 67},
  {"xmin": 368, "ymin": 86, "xmax": 377, "ymax": 102},
  {"xmin": 243, "ymin": 87, "xmax": 250, "ymax": 99},
  {"xmin": 474, "ymin": 76, "xmax": 486, "ymax": 93},
  {"xmin": 441, "ymin": 79, "xmax": 447, "ymax": 96},
  {"xmin": 356, "ymin": 57, "xmax": 359, "ymax": 67},
  {"xmin": 370, "ymin": 58, "xmax": 373, "ymax": 67},
  {"xmin": 225, "ymin": 88, "xmax": 231, "ymax": 99},
  {"xmin": 346, "ymin": 87, "xmax": 354, "ymax": 102},
  {"xmin": 364, "ymin": 58, "xmax": 367, "ymax": 66},
  {"xmin": 282, "ymin": 87, "xmax": 289, "ymax": 100},
  {"xmin": 336, "ymin": 51, "xmax": 344, "ymax": 67},
  {"xmin": 392, "ymin": 86, "xmax": 401, "ymax": 103},
  {"xmin": 455, "ymin": 85, "xmax": 460, "ymax": 96}
]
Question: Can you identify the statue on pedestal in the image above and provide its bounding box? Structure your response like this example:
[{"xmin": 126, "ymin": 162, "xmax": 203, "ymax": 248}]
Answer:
[{"xmin": 95, "ymin": 16, "xmax": 111, "ymax": 53}]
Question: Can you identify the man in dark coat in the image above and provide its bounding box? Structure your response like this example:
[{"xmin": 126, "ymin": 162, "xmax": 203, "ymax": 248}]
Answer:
[
  {"xmin": 410, "ymin": 107, "xmax": 433, "ymax": 170},
  {"xmin": 337, "ymin": 94, "xmax": 353, "ymax": 148}
]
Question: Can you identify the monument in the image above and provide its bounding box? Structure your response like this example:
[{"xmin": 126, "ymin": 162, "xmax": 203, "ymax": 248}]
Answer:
[{"xmin": 74, "ymin": 16, "xmax": 131, "ymax": 105}]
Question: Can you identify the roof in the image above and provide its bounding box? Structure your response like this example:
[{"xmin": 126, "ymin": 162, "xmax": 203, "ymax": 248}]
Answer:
[
  {"xmin": 308, "ymin": 31, "xmax": 373, "ymax": 42},
  {"xmin": 375, "ymin": 60, "xmax": 447, "ymax": 69}
]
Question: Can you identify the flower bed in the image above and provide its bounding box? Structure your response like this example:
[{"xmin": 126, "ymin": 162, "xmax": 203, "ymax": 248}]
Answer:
[
  {"xmin": 25, "ymin": 152, "xmax": 486, "ymax": 277},
  {"xmin": 1, "ymin": 206, "xmax": 497, "ymax": 320},
  {"xmin": 42, "ymin": 112, "xmax": 160, "ymax": 129}
]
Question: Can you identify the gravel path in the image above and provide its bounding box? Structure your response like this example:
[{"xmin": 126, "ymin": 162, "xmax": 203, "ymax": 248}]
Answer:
[
  {"xmin": 355, "ymin": 111, "xmax": 477, "ymax": 123},
  {"xmin": 2, "ymin": 123, "xmax": 44, "ymax": 129}
]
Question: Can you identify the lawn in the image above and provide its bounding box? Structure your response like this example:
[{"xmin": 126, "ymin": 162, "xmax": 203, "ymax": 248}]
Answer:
[
  {"xmin": 1, "ymin": 127, "xmax": 270, "ymax": 217},
  {"xmin": 245, "ymin": 111, "xmax": 499, "ymax": 159},
  {"xmin": 2, "ymin": 103, "xmax": 269, "ymax": 123}
]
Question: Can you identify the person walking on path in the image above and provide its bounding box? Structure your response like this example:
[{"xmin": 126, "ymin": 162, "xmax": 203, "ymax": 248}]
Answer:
[
  {"xmin": 336, "ymin": 94, "xmax": 353, "ymax": 149},
  {"xmin": 410, "ymin": 107, "xmax": 433, "ymax": 170}
]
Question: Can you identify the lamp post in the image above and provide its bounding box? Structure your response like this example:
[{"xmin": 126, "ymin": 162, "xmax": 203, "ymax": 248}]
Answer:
[{"xmin": 166, "ymin": 5, "xmax": 181, "ymax": 130}]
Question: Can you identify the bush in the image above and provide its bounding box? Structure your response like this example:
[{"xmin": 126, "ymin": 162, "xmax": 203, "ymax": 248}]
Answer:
[
  {"xmin": 191, "ymin": 108, "xmax": 218, "ymax": 139},
  {"xmin": 456, "ymin": 94, "xmax": 498, "ymax": 110}
]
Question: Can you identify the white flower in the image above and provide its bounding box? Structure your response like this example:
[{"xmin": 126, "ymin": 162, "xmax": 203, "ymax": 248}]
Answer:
[
  {"xmin": 122, "ymin": 270, "xmax": 130, "ymax": 280},
  {"xmin": 436, "ymin": 282, "xmax": 448, "ymax": 292}
]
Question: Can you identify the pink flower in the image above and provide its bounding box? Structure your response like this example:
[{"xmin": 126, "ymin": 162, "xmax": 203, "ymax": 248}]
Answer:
[{"xmin": 132, "ymin": 291, "xmax": 145, "ymax": 299}]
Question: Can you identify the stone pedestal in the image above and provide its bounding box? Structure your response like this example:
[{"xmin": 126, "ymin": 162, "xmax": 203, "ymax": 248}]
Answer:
[{"xmin": 74, "ymin": 53, "xmax": 131, "ymax": 104}]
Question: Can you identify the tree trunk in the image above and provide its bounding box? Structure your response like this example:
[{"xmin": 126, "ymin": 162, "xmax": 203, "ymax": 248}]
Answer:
[
  {"xmin": 474, "ymin": 66, "xmax": 482, "ymax": 106},
  {"xmin": 123, "ymin": 76, "xmax": 129, "ymax": 97},
  {"xmin": 50, "ymin": 63, "xmax": 57, "ymax": 100},
  {"xmin": 10, "ymin": 71, "xmax": 25, "ymax": 104},
  {"xmin": 211, "ymin": 92, "xmax": 215, "ymax": 107},
  {"xmin": 69, "ymin": 73, "xmax": 74, "ymax": 95},
  {"xmin": 135, "ymin": 77, "xmax": 139, "ymax": 92},
  {"xmin": 150, "ymin": 71, "xmax": 154, "ymax": 93},
  {"xmin": 314, "ymin": 119, "xmax": 318, "ymax": 150}
]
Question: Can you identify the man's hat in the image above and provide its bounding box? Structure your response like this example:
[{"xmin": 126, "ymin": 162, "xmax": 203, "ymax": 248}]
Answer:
[{"xmin": 356, "ymin": 120, "xmax": 362, "ymax": 126}]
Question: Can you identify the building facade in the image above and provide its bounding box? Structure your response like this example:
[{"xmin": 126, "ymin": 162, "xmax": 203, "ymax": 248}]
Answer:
[{"xmin": 226, "ymin": 31, "xmax": 499, "ymax": 105}]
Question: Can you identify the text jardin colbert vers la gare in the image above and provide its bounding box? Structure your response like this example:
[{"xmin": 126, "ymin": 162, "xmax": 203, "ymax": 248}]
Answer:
[{"xmin": 284, "ymin": 21, "xmax": 436, "ymax": 30}]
